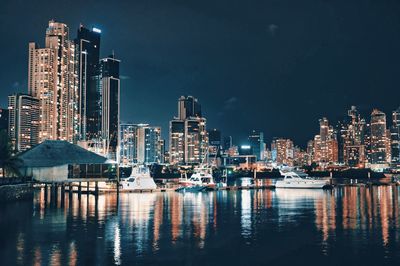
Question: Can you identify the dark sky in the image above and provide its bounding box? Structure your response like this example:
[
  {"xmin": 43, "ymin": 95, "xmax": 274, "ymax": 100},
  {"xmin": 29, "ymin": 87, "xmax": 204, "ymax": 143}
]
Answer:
[{"xmin": 1, "ymin": 0, "xmax": 400, "ymax": 147}]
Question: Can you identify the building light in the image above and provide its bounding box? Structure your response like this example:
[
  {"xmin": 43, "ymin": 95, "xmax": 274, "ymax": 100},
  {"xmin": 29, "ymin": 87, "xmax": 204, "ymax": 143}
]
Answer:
[{"xmin": 92, "ymin": 27, "xmax": 102, "ymax": 33}]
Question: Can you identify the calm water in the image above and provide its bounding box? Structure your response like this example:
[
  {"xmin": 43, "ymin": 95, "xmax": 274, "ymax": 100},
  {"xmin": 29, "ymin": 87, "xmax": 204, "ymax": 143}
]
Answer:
[{"xmin": 1, "ymin": 183, "xmax": 400, "ymax": 265}]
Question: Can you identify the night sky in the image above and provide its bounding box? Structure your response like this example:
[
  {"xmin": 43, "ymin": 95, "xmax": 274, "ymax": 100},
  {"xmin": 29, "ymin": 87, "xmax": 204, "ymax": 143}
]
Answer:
[{"xmin": 1, "ymin": 0, "xmax": 400, "ymax": 147}]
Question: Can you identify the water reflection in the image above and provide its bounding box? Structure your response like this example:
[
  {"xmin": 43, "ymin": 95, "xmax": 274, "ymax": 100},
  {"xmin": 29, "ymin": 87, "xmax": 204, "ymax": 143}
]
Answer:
[{"xmin": 0, "ymin": 184, "xmax": 399, "ymax": 265}]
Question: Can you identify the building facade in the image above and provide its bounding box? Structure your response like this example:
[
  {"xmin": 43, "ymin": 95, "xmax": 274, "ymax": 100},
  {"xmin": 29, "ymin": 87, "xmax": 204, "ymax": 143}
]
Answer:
[
  {"xmin": 169, "ymin": 96, "xmax": 208, "ymax": 165},
  {"xmin": 119, "ymin": 124, "xmax": 163, "ymax": 165},
  {"xmin": 28, "ymin": 20, "xmax": 78, "ymax": 143},
  {"xmin": 75, "ymin": 25, "xmax": 102, "ymax": 142},
  {"xmin": 100, "ymin": 55, "xmax": 120, "ymax": 161},
  {"xmin": 248, "ymin": 130, "xmax": 265, "ymax": 161},
  {"xmin": 8, "ymin": 94, "xmax": 40, "ymax": 151},
  {"xmin": 369, "ymin": 109, "xmax": 389, "ymax": 166}
]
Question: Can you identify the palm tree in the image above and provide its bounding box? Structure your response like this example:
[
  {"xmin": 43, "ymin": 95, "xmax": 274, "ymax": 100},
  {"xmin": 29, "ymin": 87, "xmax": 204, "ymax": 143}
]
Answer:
[{"xmin": 0, "ymin": 129, "xmax": 21, "ymax": 178}]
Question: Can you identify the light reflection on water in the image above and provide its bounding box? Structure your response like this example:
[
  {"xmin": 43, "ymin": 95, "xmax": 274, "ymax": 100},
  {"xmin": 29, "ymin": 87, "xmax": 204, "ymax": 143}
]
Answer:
[{"xmin": 0, "ymin": 183, "xmax": 399, "ymax": 265}]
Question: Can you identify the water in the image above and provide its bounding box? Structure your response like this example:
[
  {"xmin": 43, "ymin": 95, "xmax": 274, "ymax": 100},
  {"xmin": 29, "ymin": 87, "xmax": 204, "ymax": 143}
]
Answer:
[{"xmin": 1, "ymin": 183, "xmax": 400, "ymax": 265}]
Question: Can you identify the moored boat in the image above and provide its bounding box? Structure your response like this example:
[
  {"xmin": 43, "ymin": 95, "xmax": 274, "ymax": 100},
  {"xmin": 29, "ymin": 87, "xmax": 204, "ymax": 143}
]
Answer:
[
  {"xmin": 120, "ymin": 165, "xmax": 157, "ymax": 192},
  {"xmin": 275, "ymin": 171, "xmax": 329, "ymax": 189}
]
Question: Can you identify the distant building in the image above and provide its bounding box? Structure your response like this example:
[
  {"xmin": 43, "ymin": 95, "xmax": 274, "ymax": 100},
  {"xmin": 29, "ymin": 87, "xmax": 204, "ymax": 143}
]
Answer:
[
  {"xmin": 28, "ymin": 20, "xmax": 78, "ymax": 142},
  {"xmin": 0, "ymin": 108, "xmax": 8, "ymax": 133},
  {"xmin": 390, "ymin": 107, "xmax": 400, "ymax": 168},
  {"xmin": 208, "ymin": 128, "xmax": 222, "ymax": 157},
  {"xmin": 119, "ymin": 124, "xmax": 163, "ymax": 165},
  {"xmin": 169, "ymin": 96, "xmax": 208, "ymax": 165},
  {"xmin": 338, "ymin": 106, "xmax": 367, "ymax": 167},
  {"xmin": 311, "ymin": 117, "xmax": 338, "ymax": 167},
  {"xmin": 178, "ymin": 95, "xmax": 202, "ymax": 120},
  {"xmin": 271, "ymin": 138, "xmax": 294, "ymax": 166},
  {"xmin": 248, "ymin": 130, "xmax": 265, "ymax": 161},
  {"xmin": 369, "ymin": 109, "xmax": 389, "ymax": 166},
  {"xmin": 75, "ymin": 25, "xmax": 102, "ymax": 142},
  {"xmin": 100, "ymin": 54, "xmax": 120, "ymax": 161},
  {"xmin": 8, "ymin": 93, "xmax": 40, "ymax": 152},
  {"xmin": 223, "ymin": 136, "xmax": 233, "ymax": 152},
  {"xmin": 169, "ymin": 120, "xmax": 185, "ymax": 164}
]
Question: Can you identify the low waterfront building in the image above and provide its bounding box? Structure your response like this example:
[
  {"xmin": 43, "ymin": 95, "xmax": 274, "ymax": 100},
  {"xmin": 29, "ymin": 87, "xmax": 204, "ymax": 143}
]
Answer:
[{"xmin": 18, "ymin": 140, "xmax": 117, "ymax": 183}]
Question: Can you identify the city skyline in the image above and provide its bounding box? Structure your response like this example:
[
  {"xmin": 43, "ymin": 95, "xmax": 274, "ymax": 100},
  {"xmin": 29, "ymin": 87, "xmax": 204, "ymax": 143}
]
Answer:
[{"xmin": 1, "ymin": 1, "xmax": 400, "ymax": 145}]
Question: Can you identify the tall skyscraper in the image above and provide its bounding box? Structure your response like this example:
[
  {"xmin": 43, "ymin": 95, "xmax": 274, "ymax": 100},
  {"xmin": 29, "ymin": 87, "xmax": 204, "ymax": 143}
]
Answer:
[
  {"xmin": 178, "ymin": 95, "xmax": 202, "ymax": 120},
  {"xmin": 391, "ymin": 107, "xmax": 400, "ymax": 167},
  {"xmin": 119, "ymin": 124, "xmax": 163, "ymax": 165},
  {"xmin": 223, "ymin": 136, "xmax": 233, "ymax": 152},
  {"xmin": 208, "ymin": 129, "xmax": 222, "ymax": 158},
  {"xmin": 338, "ymin": 106, "xmax": 366, "ymax": 167},
  {"xmin": 271, "ymin": 138, "xmax": 294, "ymax": 166},
  {"xmin": 248, "ymin": 130, "xmax": 265, "ymax": 161},
  {"xmin": 370, "ymin": 109, "xmax": 389, "ymax": 165},
  {"xmin": 169, "ymin": 96, "xmax": 208, "ymax": 165},
  {"xmin": 8, "ymin": 94, "xmax": 40, "ymax": 151},
  {"xmin": 101, "ymin": 54, "xmax": 120, "ymax": 161},
  {"xmin": 311, "ymin": 117, "xmax": 338, "ymax": 166},
  {"xmin": 169, "ymin": 120, "xmax": 185, "ymax": 164},
  {"xmin": 75, "ymin": 25, "xmax": 101, "ymax": 141},
  {"xmin": 28, "ymin": 20, "xmax": 78, "ymax": 142}
]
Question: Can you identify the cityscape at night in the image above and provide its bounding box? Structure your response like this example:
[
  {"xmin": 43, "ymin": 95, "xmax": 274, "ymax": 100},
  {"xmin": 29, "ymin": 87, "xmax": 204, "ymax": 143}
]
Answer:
[{"xmin": 1, "ymin": 1, "xmax": 400, "ymax": 265}]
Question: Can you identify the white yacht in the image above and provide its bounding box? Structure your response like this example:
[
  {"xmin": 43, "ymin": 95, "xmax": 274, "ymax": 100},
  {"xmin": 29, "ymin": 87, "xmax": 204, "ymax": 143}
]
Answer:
[
  {"xmin": 120, "ymin": 165, "xmax": 157, "ymax": 192},
  {"xmin": 275, "ymin": 171, "xmax": 329, "ymax": 189},
  {"xmin": 178, "ymin": 166, "xmax": 216, "ymax": 191}
]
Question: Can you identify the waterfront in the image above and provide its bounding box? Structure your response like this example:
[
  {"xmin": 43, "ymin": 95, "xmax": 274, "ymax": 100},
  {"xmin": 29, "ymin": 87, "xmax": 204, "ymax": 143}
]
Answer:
[{"xmin": 0, "ymin": 183, "xmax": 400, "ymax": 265}]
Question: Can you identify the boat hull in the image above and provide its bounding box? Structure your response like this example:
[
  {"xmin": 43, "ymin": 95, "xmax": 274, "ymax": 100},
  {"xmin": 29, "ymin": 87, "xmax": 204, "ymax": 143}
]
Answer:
[{"xmin": 275, "ymin": 180, "xmax": 328, "ymax": 189}]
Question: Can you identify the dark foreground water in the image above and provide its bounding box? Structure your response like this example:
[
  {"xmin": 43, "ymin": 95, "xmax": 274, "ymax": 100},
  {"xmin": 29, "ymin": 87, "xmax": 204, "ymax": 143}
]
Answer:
[{"xmin": 1, "ymin": 184, "xmax": 400, "ymax": 265}]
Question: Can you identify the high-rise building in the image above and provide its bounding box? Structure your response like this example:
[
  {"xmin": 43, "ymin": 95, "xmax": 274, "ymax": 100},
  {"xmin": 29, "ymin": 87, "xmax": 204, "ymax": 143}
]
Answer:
[
  {"xmin": 169, "ymin": 96, "xmax": 208, "ymax": 165},
  {"xmin": 0, "ymin": 108, "xmax": 8, "ymax": 133},
  {"xmin": 208, "ymin": 128, "xmax": 222, "ymax": 157},
  {"xmin": 338, "ymin": 106, "xmax": 367, "ymax": 167},
  {"xmin": 223, "ymin": 136, "xmax": 233, "ymax": 152},
  {"xmin": 169, "ymin": 120, "xmax": 185, "ymax": 164},
  {"xmin": 75, "ymin": 25, "xmax": 101, "ymax": 141},
  {"xmin": 311, "ymin": 117, "xmax": 338, "ymax": 166},
  {"xmin": 178, "ymin": 95, "xmax": 201, "ymax": 120},
  {"xmin": 185, "ymin": 117, "xmax": 208, "ymax": 163},
  {"xmin": 100, "ymin": 54, "xmax": 120, "ymax": 161},
  {"xmin": 8, "ymin": 94, "xmax": 40, "ymax": 151},
  {"xmin": 119, "ymin": 124, "xmax": 163, "ymax": 165},
  {"xmin": 28, "ymin": 20, "xmax": 78, "ymax": 142},
  {"xmin": 248, "ymin": 130, "xmax": 265, "ymax": 161},
  {"xmin": 271, "ymin": 138, "xmax": 294, "ymax": 166},
  {"xmin": 391, "ymin": 107, "xmax": 400, "ymax": 167},
  {"xmin": 370, "ymin": 109, "xmax": 389, "ymax": 165}
]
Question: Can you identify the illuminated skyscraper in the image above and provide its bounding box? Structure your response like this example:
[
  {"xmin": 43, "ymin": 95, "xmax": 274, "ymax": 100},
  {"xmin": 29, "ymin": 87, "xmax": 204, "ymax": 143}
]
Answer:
[
  {"xmin": 28, "ymin": 20, "xmax": 78, "ymax": 142},
  {"xmin": 249, "ymin": 130, "xmax": 265, "ymax": 161},
  {"xmin": 178, "ymin": 95, "xmax": 202, "ymax": 120},
  {"xmin": 169, "ymin": 96, "xmax": 208, "ymax": 165},
  {"xmin": 119, "ymin": 124, "xmax": 163, "ymax": 165},
  {"xmin": 8, "ymin": 94, "xmax": 40, "ymax": 151},
  {"xmin": 271, "ymin": 138, "xmax": 294, "ymax": 166},
  {"xmin": 311, "ymin": 117, "xmax": 338, "ymax": 166},
  {"xmin": 75, "ymin": 25, "xmax": 101, "ymax": 142},
  {"xmin": 169, "ymin": 120, "xmax": 185, "ymax": 164},
  {"xmin": 391, "ymin": 107, "xmax": 400, "ymax": 167},
  {"xmin": 338, "ymin": 106, "xmax": 366, "ymax": 167},
  {"xmin": 100, "ymin": 54, "xmax": 120, "ymax": 161},
  {"xmin": 369, "ymin": 109, "xmax": 389, "ymax": 165}
]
